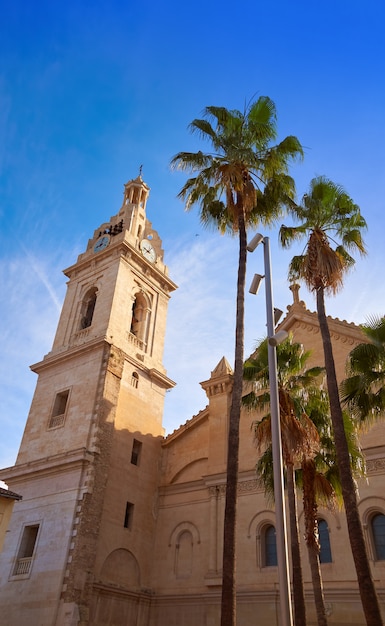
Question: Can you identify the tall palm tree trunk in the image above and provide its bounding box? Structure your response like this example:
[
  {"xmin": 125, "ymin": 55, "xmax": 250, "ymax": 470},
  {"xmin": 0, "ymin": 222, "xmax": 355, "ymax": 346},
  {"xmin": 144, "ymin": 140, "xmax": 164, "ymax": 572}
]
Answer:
[
  {"xmin": 286, "ymin": 462, "xmax": 307, "ymax": 626},
  {"xmin": 316, "ymin": 287, "xmax": 383, "ymax": 626},
  {"xmin": 307, "ymin": 544, "xmax": 327, "ymax": 626},
  {"xmin": 302, "ymin": 459, "xmax": 328, "ymax": 626},
  {"xmin": 221, "ymin": 202, "xmax": 247, "ymax": 626}
]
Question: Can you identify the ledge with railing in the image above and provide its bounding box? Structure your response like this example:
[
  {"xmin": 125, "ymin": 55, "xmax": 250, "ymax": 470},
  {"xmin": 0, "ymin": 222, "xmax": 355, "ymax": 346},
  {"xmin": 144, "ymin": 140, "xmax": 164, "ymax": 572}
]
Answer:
[
  {"xmin": 13, "ymin": 557, "xmax": 32, "ymax": 576},
  {"xmin": 127, "ymin": 332, "xmax": 146, "ymax": 352}
]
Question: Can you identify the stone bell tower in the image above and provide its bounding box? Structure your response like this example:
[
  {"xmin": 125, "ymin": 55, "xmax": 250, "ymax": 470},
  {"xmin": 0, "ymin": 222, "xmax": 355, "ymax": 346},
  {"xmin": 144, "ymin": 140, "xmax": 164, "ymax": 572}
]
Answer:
[{"xmin": 0, "ymin": 175, "xmax": 177, "ymax": 625}]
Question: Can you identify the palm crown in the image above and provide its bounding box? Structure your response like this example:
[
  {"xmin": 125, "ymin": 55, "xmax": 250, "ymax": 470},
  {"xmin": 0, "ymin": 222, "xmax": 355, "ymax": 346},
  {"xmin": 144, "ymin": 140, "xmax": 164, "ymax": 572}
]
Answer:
[
  {"xmin": 243, "ymin": 335, "xmax": 323, "ymax": 466},
  {"xmin": 171, "ymin": 97, "xmax": 303, "ymax": 233},
  {"xmin": 280, "ymin": 176, "xmax": 367, "ymax": 294}
]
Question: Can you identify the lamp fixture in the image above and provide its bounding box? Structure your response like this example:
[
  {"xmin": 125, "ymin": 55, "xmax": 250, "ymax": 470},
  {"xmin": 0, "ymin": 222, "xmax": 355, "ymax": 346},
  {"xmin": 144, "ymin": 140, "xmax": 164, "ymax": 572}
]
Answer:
[
  {"xmin": 246, "ymin": 232, "xmax": 264, "ymax": 252},
  {"xmin": 249, "ymin": 273, "xmax": 264, "ymax": 295},
  {"xmin": 268, "ymin": 329, "xmax": 288, "ymax": 347}
]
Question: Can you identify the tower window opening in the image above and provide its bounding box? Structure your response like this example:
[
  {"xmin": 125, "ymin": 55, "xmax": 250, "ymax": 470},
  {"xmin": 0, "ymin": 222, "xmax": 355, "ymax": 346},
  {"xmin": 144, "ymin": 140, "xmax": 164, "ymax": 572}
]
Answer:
[
  {"xmin": 130, "ymin": 300, "xmax": 139, "ymax": 336},
  {"xmin": 80, "ymin": 288, "xmax": 97, "ymax": 329},
  {"xmin": 129, "ymin": 291, "xmax": 150, "ymax": 350},
  {"xmin": 13, "ymin": 524, "xmax": 40, "ymax": 577},
  {"xmin": 131, "ymin": 439, "xmax": 142, "ymax": 465},
  {"xmin": 131, "ymin": 371, "xmax": 139, "ymax": 389},
  {"xmin": 124, "ymin": 502, "xmax": 134, "ymax": 529},
  {"xmin": 49, "ymin": 389, "xmax": 70, "ymax": 429}
]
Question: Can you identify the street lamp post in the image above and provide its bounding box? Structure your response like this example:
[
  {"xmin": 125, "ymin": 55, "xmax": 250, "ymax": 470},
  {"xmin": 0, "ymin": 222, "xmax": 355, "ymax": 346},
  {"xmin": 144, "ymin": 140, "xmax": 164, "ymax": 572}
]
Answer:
[{"xmin": 247, "ymin": 234, "xmax": 293, "ymax": 626}]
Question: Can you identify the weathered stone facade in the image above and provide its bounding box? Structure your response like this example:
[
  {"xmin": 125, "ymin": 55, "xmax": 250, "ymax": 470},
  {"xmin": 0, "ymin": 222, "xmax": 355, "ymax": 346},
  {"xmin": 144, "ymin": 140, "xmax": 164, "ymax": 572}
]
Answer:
[{"xmin": 0, "ymin": 177, "xmax": 384, "ymax": 625}]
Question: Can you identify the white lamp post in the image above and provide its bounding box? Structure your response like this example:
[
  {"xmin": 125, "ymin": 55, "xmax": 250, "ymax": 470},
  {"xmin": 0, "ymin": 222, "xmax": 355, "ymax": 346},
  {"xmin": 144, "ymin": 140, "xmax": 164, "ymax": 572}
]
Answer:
[{"xmin": 247, "ymin": 233, "xmax": 293, "ymax": 626}]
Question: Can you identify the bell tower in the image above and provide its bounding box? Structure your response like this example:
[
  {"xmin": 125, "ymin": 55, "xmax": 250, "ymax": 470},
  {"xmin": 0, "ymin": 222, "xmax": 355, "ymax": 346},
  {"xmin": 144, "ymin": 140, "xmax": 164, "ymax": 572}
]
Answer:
[{"xmin": 0, "ymin": 175, "xmax": 177, "ymax": 625}]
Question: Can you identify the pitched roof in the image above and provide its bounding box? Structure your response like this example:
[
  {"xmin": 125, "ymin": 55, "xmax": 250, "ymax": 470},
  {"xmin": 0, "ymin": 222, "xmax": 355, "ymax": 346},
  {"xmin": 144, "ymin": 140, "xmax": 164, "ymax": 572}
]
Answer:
[
  {"xmin": 0, "ymin": 486, "xmax": 22, "ymax": 501},
  {"xmin": 211, "ymin": 356, "xmax": 233, "ymax": 377}
]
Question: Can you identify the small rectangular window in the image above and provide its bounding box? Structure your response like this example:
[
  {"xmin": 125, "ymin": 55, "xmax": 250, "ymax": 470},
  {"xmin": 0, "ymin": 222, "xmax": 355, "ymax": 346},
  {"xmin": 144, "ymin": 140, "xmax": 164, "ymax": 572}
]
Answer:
[
  {"xmin": 131, "ymin": 439, "xmax": 142, "ymax": 466},
  {"xmin": 13, "ymin": 524, "xmax": 39, "ymax": 577},
  {"xmin": 49, "ymin": 390, "xmax": 70, "ymax": 429},
  {"xmin": 124, "ymin": 502, "xmax": 134, "ymax": 529}
]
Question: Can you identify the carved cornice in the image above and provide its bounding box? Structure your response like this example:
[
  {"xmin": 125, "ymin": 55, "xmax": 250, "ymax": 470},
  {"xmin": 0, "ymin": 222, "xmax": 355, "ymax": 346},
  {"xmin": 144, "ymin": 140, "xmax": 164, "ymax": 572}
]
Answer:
[
  {"xmin": 281, "ymin": 302, "xmax": 365, "ymax": 347},
  {"xmin": 201, "ymin": 380, "xmax": 233, "ymax": 398},
  {"xmin": 208, "ymin": 479, "xmax": 259, "ymax": 496},
  {"xmin": 290, "ymin": 320, "xmax": 360, "ymax": 346},
  {"xmin": 238, "ymin": 479, "xmax": 259, "ymax": 493},
  {"xmin": 366, "ymin": 458, "xmax": 385, "ymax": 473}
]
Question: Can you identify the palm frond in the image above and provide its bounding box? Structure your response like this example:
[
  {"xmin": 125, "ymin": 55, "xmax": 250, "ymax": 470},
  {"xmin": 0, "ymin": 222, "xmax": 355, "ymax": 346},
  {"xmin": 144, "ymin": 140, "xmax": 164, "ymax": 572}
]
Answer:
[
  {"xmin": 247, "ymin": 96, "xmax": 277, "ymax": 135},
  {"xmin": 341, "ymin": 315, "xmax": 385, "ymax": 424},
  {"xmin": 188, "ymin": 118, "xmax": 218, "ymax": 143},
  {"xmin": 335, "ymin": 245, "xmax": 355, "ymax": 269},
  {"xmin": 256, "ymin": 446, "xmax": 276, "ymax": 503},
  {"xmin": 170, "ymin": 150, "xmax": 213, "ymax": 172},
  {"xmin": 287, "ymin": 255, "xmax": 306, "ymax": 284},
  {"xmin": 340, "ymin": 228, "xmax": 367, "ymax": 255},
  {"xmin": 279, "ymin": 225, "xmax": 306, "ymax": 248}
]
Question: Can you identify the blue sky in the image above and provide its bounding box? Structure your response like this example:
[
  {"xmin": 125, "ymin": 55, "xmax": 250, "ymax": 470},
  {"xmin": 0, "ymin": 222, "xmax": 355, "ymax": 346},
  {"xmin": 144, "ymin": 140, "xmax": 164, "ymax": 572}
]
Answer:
[{"xmin": 1, "ymin": 0, "xmax": 385, "ymax": 469}]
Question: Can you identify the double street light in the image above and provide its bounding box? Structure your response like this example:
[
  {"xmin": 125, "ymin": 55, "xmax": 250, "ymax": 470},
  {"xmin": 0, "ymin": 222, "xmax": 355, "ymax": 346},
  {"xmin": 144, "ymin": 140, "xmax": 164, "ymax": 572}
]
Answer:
[{"xmin": 247, "ymin": 233, "xmax": 293, "ymax": 626}]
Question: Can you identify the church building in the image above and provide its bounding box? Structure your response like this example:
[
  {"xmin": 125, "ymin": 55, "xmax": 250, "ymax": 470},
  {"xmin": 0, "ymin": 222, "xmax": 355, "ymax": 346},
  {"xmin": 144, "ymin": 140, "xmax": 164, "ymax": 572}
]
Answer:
[{"xmin": 0, "ymin": 176, "xmax": 384, "ymax": 625}]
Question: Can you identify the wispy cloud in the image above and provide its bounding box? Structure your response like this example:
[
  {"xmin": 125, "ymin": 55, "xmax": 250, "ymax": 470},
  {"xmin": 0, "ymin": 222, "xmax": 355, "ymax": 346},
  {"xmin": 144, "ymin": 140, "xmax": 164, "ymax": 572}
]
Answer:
[{"xmin": 19, "ymin": 244, "xmax": 62, "ymax": 312}]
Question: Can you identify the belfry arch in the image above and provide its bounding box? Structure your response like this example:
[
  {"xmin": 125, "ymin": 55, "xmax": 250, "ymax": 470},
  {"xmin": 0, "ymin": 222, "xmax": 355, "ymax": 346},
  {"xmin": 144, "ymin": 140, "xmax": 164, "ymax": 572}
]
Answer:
[
  {"xmin": 79, "ymin": 286, "xmax": 97, "ymax": 329},
  {"xmin": 130, "ymin": 289, "xmax": 152, "ymax": 349}
]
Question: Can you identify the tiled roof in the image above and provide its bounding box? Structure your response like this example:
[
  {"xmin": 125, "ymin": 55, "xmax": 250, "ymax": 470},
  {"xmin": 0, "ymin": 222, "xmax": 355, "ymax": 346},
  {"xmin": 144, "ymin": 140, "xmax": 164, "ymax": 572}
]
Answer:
[{"xmin": 0, "ymin": 487, "xmax": 22, "ymax": 501}]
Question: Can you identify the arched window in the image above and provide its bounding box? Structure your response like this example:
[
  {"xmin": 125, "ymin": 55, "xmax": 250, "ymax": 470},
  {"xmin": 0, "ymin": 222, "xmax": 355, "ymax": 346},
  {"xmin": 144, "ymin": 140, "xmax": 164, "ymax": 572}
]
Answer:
[
  {"xmin": 263, "ymin": 524, "xmax": 277, "ymax": 567},
  {"xmin": 130, "ymin": 291, "xmax": 151, "ymax": 349},
  {"xmin": 176, "ymin": 530, "xmax": 193, "ymax": 578},
  {"xmin": 318, "ymin": 519, "xmax": 332, "ymax": 563},
  {"xmin": 131, "ymin": 372, "xmax": 139, "ymax": 388},
  {"xmin": 80, "ymin": 287, "xmax": 97, "ymax": 329},
  {"xmin": 371, "ymin": 513, "xmax": 385, "ymax": 560}
]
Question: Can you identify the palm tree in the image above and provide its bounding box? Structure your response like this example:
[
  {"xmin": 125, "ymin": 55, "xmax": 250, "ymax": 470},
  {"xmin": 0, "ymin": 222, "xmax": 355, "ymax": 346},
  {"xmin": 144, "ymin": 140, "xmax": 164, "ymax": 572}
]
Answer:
[
  {"xmin": 243, "ymin": 335, "xmax": 322, "ymax": 626},
  {"xmin": 279, "ymin": 176, "xmax": 383, "ymax": 625},
  {"xmin": 171, "ymin": 97, "xmax": 303, "ymax": 626},
  {"xmin": 341, "ymin": 315, "xmax": 385, "ymax": 423}
]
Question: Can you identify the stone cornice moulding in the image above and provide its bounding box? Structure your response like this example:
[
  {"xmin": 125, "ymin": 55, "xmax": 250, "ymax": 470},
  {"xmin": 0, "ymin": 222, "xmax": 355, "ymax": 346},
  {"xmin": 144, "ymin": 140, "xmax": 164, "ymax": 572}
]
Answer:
[
  {"xmin": 31, "ymin": 336, "xmax": 110, "ymax": 373},
  {"xmin": 158, "ymin": 478, "xmax": 207, "ymax": 497},
  {"xmin": 0, "ymin": 447, "xmax": 94, "ymax": 484},
  {"xmin": 148, "ymin": 368, "xmax": 176, "ymax": 390}
]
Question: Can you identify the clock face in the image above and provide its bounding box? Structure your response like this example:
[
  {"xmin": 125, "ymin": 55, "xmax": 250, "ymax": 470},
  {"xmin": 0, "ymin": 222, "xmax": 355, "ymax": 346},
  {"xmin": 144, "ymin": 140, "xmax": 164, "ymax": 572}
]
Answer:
[
  {"xmin": 140, "ymin": 239, "xmax": 156, "ymax": 263},
  {"xmin": 93, "ymin": 235, "xmax": 110, "ymax": 253}
]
